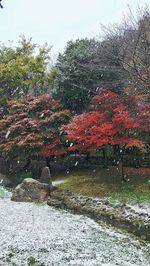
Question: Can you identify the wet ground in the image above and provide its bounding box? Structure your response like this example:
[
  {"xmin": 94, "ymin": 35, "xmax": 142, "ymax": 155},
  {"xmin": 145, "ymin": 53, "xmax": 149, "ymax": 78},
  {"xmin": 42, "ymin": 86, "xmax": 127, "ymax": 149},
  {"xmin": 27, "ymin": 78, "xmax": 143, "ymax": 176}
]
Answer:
[{"xmin": 0, "ymin": 188, "xmax": 149, "ymax": 266}]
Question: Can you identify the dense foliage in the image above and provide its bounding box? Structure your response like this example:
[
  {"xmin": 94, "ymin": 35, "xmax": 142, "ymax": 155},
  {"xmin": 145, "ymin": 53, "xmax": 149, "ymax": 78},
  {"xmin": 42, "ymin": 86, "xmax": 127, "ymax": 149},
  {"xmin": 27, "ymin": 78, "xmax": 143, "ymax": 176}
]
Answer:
[
  {"xmin": 53, "ymin": 39, "xmax": 100, "ymax": 113},
  {"xmin": 62, "ymin": 89, "xmax": 145, "ymax": 154},
  {"xmin": 0, "ymin": 37, "xmax": 56, "ymax": 117},
  {"xmin": 0, "ymin": 94, "xmax": 70, "ymax": 160},
  {"xmin": 0, "ymin": 6, "xmax": 149, "ymax": 177},
  {"xmin": 53, "ymin": 7, "xmax": 150, "ymax": 113}
]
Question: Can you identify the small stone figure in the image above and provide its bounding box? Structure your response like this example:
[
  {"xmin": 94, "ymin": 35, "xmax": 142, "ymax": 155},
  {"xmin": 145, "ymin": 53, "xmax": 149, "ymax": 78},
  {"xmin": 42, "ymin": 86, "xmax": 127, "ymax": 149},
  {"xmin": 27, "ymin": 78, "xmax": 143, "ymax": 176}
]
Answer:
[{"xmin": 40, "ymin": 166, "xmax": 52, "ymax": 192}]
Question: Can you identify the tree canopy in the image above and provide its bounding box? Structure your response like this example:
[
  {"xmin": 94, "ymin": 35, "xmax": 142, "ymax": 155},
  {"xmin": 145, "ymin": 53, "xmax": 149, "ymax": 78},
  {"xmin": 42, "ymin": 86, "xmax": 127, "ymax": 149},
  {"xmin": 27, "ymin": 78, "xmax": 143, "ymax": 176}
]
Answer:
[
  {"xmin": 101, "ymin": 6, "xmax": 150, "ymax": 92},
  {"xmin": 0, "ymin": 94, "xmax": 70, "ymax": 160},
  {"xmin": 0, "ymin": 5, "xmax": 149, "ymax": 175},
  {"xmin": 53, "ymin": 7, "xmax": 150, "ymax": 114},
  {"xmin": 0, "ymin": 36, "xmax": 54, "ymax": 100},
  {"xmin": 62, "ymin": 89, "xmax": 145, "ymax": 153},
  {"xmin": 53, "ymin": 38, "xmax": 100, "ymax": 113},
  {"xmin": 0, "ymin": 36, "xmax": 57, "ymax": 118}
]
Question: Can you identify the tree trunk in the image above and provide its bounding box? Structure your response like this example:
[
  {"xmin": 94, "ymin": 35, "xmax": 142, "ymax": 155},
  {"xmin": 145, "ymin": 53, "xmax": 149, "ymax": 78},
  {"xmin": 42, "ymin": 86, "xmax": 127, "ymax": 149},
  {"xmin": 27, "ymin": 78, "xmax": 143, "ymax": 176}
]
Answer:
[
  {"xmin": 113, "ymin": 145, "xmax": 125, "ymax": 181},
  {"xmin": 46, "ymin": 157, "xmax": 51, "ymax": 169},
  {"xmin": 23, "ymin": 157, "xmax": 31, "ymax": 170},
  {"xmin": 118, "ymin": 158, "xmax": 124, "ymax": 181},
  {"xmin": 86, "ymin": 152, "xmax": 90, "ymax": 164},
  {"xmin": 102, "ymin": 148, "xmax": 108, "ymax": 168}
]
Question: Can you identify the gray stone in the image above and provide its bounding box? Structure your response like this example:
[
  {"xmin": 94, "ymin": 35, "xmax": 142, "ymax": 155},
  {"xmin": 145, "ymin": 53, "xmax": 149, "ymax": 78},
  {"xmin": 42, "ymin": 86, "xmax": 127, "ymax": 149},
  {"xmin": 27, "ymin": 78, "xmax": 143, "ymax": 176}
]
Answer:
[
  {"xmin": 40, "ymin": 166, "xmax": 52, "ymax": 186},
  {"xmin": 47, "ymin": 197, "xmax": 63, "ymax": 208},
  {"xmin": 0, "ymin": 173, "xmax": 11, "ymax": 186},
  {"xmin": 11, "ymin": 178, "xmax": 49, "ymax": 202}
]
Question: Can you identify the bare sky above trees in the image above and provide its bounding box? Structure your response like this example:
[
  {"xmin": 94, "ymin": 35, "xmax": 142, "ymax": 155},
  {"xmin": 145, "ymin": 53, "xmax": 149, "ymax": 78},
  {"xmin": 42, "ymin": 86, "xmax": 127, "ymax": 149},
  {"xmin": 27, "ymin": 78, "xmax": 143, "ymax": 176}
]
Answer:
[{"xmin": 0, "ymin": 0, "xmax": 149, "ymax": 55}]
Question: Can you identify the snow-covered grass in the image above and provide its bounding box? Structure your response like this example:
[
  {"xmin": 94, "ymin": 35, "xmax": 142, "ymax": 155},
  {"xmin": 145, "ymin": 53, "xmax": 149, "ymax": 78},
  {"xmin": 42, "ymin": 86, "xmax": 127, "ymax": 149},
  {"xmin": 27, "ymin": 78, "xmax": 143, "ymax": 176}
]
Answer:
[{"xmin": 0, "ymin": 186, "xmax": 11, "ymax": 199}]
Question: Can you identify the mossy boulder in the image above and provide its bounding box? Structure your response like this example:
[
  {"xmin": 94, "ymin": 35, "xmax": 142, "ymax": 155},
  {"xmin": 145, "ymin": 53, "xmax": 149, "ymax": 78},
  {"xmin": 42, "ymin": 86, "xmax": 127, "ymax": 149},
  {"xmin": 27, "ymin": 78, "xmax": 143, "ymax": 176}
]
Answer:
[{"xmin": 11, "ymin": 178, "xmax": 50, "ymax": 202}]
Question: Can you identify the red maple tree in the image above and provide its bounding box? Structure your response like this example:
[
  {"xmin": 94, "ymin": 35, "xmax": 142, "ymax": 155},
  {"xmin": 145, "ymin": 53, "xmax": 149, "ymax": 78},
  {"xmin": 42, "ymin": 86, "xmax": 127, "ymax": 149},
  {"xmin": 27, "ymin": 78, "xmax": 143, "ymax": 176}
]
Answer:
[
  {"xmin": 0, "ymin": 94, "xmax": 70, "ymax": 166},
  {"xmin": 62, "ymin": 89, "xmax": 145, "ymax": 179}
]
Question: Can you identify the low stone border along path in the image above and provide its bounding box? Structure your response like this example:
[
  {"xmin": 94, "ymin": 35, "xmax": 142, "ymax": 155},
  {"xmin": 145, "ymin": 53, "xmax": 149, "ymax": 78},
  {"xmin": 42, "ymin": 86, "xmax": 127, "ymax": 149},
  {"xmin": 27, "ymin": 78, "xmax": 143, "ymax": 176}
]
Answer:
[{"xmin": 48, "ymin": 188, "xmax": 150, "ymax": 242}]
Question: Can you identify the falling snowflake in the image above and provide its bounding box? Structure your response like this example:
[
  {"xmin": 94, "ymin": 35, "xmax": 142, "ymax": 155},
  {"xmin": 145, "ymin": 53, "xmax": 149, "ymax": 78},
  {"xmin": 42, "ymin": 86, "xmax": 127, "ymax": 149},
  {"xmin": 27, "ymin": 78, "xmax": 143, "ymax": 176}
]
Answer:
[{"xmin": 5, "ymin": 130, "xmax": 10, "ymax": 139}]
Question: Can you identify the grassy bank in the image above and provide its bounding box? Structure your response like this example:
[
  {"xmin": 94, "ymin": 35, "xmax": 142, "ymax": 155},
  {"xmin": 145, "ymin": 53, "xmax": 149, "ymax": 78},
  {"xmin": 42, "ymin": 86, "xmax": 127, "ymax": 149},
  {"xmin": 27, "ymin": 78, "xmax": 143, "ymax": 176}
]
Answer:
[{"xmin": 53, "ymin": 166, "xmax": 150, "ymax": 204}]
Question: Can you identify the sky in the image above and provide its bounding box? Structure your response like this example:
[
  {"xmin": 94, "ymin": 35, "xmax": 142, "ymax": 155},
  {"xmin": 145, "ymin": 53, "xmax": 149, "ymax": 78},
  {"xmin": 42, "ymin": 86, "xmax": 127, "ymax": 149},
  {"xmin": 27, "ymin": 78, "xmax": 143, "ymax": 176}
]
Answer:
[{"xmin": 0, "ymin": 0, "xmax": 150, "ymax": 56}]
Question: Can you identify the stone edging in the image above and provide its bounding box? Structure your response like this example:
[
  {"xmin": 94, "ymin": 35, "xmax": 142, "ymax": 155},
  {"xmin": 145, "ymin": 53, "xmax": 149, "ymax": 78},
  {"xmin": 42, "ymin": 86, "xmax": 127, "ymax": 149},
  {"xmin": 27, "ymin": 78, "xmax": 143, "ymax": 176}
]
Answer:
[{"xmin": 47, "ymin": 188, "xmax": 150, "ymax": 242}]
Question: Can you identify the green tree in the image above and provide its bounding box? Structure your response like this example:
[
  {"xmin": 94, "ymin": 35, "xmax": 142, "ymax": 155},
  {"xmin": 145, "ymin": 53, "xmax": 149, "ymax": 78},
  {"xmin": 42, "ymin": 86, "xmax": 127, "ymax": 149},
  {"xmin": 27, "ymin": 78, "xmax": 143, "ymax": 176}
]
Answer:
[
  {"xmin": 53, "ymin": 37, "xmax": 128, "ymax": 113},
  {"xmin": 0, "ymin": 36, "xmax": 56, "ymax": 117},
  {"xmin": 53, "ymin": 38, "xmax": 101, "ymax": 113},
  {"xmin": 0, "ymin": 36, "xmax": 53, "ymax": 99}
]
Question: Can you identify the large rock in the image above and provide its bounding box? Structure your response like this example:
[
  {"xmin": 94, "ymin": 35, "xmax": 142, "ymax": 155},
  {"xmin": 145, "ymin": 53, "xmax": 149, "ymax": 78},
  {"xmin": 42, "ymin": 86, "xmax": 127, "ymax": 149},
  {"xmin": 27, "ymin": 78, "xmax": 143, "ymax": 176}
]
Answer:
[
  {"xmin": 0, "ymin": 173, "xmax": 11, "ymax": 186},
  {"xmin": 11, "ymin": 178, "xmax": 49, "ymax": 202}
]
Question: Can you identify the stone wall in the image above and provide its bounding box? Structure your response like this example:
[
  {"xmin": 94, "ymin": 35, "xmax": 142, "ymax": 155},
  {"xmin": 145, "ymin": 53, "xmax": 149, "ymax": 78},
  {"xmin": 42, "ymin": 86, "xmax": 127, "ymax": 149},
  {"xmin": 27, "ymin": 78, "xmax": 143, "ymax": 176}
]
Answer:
[{"xmin": 47, "ymin": 188, "xmax": 150, "ymax": 242}]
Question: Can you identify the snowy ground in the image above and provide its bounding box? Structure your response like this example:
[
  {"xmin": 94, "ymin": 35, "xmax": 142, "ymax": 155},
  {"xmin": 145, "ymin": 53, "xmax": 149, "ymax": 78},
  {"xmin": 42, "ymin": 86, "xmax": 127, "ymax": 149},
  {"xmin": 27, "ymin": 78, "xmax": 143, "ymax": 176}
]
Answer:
[
  {"xmin": 0, "ymin": 190, "xmax": 149, "ymax": 266},
  {"xmin": 128, "ymin": 204, "xmax": 150, "ymax": 216}
]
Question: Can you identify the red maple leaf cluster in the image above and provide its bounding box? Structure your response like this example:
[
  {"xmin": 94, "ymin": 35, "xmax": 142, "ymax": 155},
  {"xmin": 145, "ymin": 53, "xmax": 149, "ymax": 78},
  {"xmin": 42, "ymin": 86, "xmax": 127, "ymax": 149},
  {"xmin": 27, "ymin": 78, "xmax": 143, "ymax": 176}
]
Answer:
[
  {"xmin": 62, "ymin": 89, "xmax": 146, "ymax": 153},
  {"xmin": 0, "ymin": 94, "xmax": 70, "ymax": 157},
  {"xmin": 0, "ymin": 89, "xmax": 149, "ymax": 161}
]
